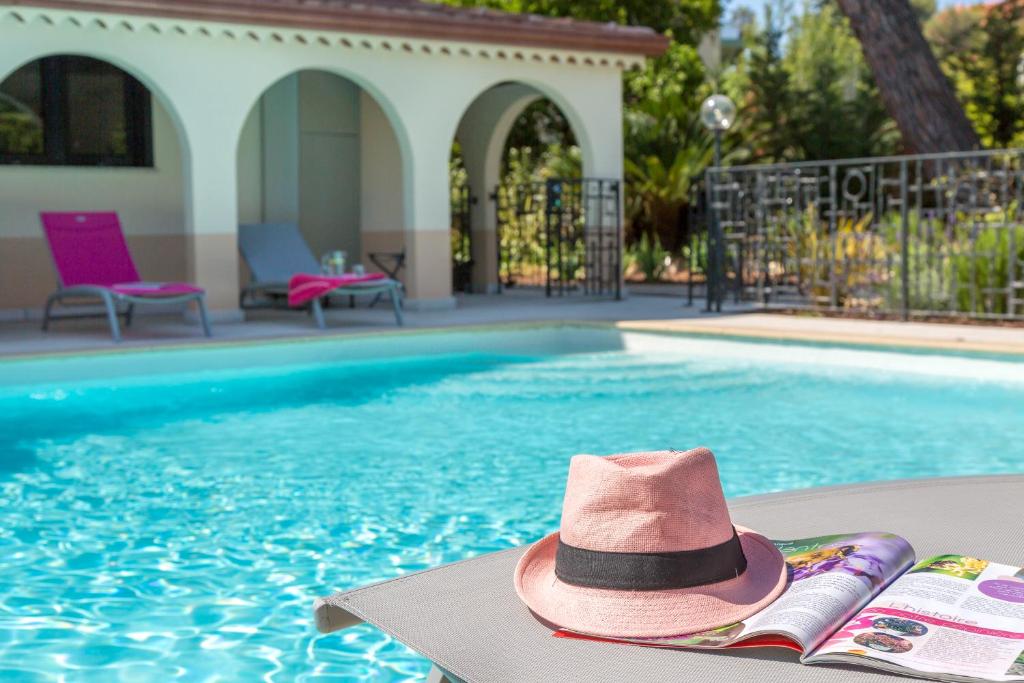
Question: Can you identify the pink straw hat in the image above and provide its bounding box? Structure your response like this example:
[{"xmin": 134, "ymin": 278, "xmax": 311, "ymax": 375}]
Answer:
[{"xmin": 514, "ymin": 448, "xmax": 788, "ymax": 638}]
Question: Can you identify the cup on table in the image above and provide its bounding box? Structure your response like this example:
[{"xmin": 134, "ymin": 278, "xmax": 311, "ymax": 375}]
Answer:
[
  {"xmin": 321, "ymin": 250, "xmax": 346, "ymax": 276},
  {"xmin": 352, "ymin": 264, "xmax": 365, "ymax": 276}
]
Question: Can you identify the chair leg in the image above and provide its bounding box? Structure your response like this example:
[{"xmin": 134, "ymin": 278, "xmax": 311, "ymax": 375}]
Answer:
[
  {"xmin": 371, "ymin": 281, "xmax": 404, "ymax": 310},
  {"xmin": 100, "ymin": 291, "xmax": 122, "ymax": 343},
  {"xmin": 195, "ymin": 297, "xmax": 213, "ymax": 337},
  {"xmin": 311, "ymin": 297, "xmax": 327, "ymax": 330},
  {"xmin": 41, "ymin": 294, "xmax": 59, "ymax": 332},
  {"xmin": 389, "ymin": 285, "xmax": 404, "ymax": 326},
  {"xmin": 427, "ymin": 665, "xmax": 456, "ymax": 683},
  {"xmin": 124, "ymin": 303, "xmax": 135, "ymax": 327}
]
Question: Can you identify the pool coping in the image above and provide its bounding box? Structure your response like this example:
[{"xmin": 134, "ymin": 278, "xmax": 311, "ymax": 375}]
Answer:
[
  {"xmin": 615, "ymin": 319, "xmax": 1024, "ymax": 357},
  {"xmin": 0, "ymin": 321, "xmax": 584, "ymax": 364},
  {"xmin": 728, "ymin": 473, "xmax": 1024, "ymax": 508},
  {"xmin": 2, "ymin": 317, "xmax": 1023, "ymax": 365}
]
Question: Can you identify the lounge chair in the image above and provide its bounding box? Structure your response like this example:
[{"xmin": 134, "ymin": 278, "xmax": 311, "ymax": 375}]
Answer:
[
  {"xmin": 238, "ymin": 223, "xmax": 403, "ymax": 328},
  {"xmin": 314, "ymin": 475, "xmax": 1024, "ymax": 682},
  {"xmin": 40, "ymin": 212, "xmax": 211, "ymax": 342}
]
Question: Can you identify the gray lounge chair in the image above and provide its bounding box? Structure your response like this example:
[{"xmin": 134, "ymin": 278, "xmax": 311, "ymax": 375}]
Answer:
[
  {"xmin": 314, "ymin": 474, "xmax": 1024, "ymax": 682},
  {"xmin": 238, "ymin": 223, "xmax": 403, "ymax": 328}
]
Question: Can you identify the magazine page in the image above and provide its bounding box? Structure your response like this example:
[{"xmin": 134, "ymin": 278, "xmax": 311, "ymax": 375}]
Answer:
[
  {"xmin": 808, "ymin": 555, "xmax": 1024, "ymax": 682},
  {"xmin": 554, "ymin": 532, "xmax": 915, "ymax": 653}
]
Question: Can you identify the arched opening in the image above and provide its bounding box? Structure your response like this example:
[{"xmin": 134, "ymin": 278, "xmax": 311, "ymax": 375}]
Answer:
[
  {"xmin": 450, "ymin": 82, "xmax": 618, "ymax": 297},
  {"xmin": 0, "ymin": 53, "xmax": 189, "ymax": 313},
  {"xmin": 235, "ymin": 69, "xmax": 408, "ymax": 310}
]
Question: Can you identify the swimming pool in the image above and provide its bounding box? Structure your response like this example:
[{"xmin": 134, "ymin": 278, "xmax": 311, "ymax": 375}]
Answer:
[{"xmin": 1, "ymin": 326, "xmax": 1022, "ymax": 681}]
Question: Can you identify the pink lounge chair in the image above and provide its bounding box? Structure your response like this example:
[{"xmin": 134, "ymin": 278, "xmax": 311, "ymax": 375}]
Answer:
[{"xmin": 40, "ymin": 212, "xmax": 211, "ymax": 342}]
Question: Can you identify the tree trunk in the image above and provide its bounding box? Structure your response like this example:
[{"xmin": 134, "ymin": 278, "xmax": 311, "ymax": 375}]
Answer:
[{"xmin": 836, "ymin": 0, "xmax": 981, "ymax": 153}]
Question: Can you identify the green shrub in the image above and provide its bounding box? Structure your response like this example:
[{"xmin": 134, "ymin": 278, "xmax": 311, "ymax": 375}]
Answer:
[
  {"xmin": 951, "ymin": 224, "xmax": 1020, "ymax": 315},
  {"xmin": 891, "ymin": 211, "xmax": 1024, "ymax": 316},
  {"xmin": 626, "ymin": 233, "xmax": 672, "ymax": 282}
]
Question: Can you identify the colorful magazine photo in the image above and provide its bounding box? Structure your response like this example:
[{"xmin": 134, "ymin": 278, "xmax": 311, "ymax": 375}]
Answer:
[{"xmin": 556, "ymin": 532, "xmax": 1024, "ymax": 683}]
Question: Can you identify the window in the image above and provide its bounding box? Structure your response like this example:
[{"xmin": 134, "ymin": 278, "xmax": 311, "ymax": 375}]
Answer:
[{"xmin": 0, "ymin": 56, "xmax": 152, "ymax": 167}]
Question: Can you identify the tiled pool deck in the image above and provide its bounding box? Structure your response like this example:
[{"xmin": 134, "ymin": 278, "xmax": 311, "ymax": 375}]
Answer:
[{"xmin": 2, "ymin": 291, "xmax": 1023, "ymax": 358}]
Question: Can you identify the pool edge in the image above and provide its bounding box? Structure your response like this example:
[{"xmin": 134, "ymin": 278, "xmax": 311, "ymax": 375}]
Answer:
[
  {"xmin": 0, "ymin": 321, "xmax": 612, "ymax": 365},
  {"xmin": 615, "ymin": 320, "xmax": 1024, "ymax": 358},
  {"xmin": 3, "ymin": 317, "xmax": 1023, "ymax": 365},
  {"xmin": 728, "ymin": 473, "xmax": 1024, "ymax": 509}
]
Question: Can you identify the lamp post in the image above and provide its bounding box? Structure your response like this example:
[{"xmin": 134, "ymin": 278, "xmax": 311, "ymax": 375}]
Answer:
[
  {"xmin": 701, "ymin": 93, "xmax": 737, "ymax": 165},
  {"xmin": 699, "ymin": 94, "xmax": 736, "ymax": 313}
]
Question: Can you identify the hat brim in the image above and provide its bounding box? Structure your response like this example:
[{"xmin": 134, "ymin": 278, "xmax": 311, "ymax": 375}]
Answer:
[{"xmin": 514, "ymin": 525, "xmax": 788, "ymax": 639}]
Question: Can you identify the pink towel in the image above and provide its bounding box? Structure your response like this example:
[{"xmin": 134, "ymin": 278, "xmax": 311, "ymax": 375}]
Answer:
[{"xmin": 288, "ymin": 272, "xmax": 388, "ymax": 307}]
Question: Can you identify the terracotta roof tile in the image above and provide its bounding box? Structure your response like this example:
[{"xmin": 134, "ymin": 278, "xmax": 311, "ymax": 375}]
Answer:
[{"xmin": 8, "ymin": 0, "xmax": 670, "ymax": 56}]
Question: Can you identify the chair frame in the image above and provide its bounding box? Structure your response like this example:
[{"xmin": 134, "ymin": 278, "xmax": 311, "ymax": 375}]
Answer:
[
  {"xmin": 368, "ymin": 250, "xmax": 406, "ymax": 309},
  {"xmin": 309, "ymin": 282, "xmax": 404, "ymax": 329},
  {"xmin": 40, "ymin": 211, "xmax": 212, "ymax": 343},
  {"xmin": 240, "ymin": 280, "xmax": 404, "ymax": 329},
  {"xmin": 43, "ymin": 284, "xmax": 211, "ymax": 343},
  {"xmin": 238, "ymin": 223, "xmax": 404, "ymax": 328}
]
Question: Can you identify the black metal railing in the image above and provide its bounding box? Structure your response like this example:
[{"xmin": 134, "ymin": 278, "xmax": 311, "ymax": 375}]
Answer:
[
  {"xmin": 494, "ymin": 178, "xmax": 622, "ymax": 299},
  {"xmin": 705, "ymin": 149, "xmax": 1024, "ymax": 320}
]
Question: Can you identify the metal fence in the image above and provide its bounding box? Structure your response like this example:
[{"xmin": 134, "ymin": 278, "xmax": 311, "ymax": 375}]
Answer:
[
  {"xmin": 495, "ymin": 178, "xmax": 622, "ymax": 298},
  {"xmin": 705, "ymin": 149, "xmax": 1024, "ymax": 319}
]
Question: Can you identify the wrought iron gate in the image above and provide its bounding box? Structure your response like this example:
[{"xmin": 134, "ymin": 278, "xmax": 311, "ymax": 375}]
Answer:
[{"xmin": 494, "ymin": 178, "xmax": 622, "ymax": 298}]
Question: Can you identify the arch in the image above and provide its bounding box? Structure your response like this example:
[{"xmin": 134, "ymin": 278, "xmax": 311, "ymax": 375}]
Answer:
[
  {"xmin": 0, "ymin": 48, "xmax": 191, "ymax": 166},
  {"xmin": 445, "ymin": 75, "xmax": 596, "ymax": 179},
  {"xmin": 449, "ymin": 80, "xmax": 588, "ymax": 294},
  {"xmin": 234, "ymin": 67, "xmax": 412, "ymax": 300},
  {"xmin": 457, "ymin": 84, "xmax": 544, "ymax": 185},
  {"xmin": 233, "ymin": 63, "xmax": 416, "ymax": 230},
  {"xmin": 0, "ymin": 50, "xmax": 193, "ymax": 310}
]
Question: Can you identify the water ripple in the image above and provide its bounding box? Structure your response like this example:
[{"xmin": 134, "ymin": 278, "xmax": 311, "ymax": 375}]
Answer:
[{"xmin": 0, "ymin": 345, "xmax": 1022, "ymax": 679}]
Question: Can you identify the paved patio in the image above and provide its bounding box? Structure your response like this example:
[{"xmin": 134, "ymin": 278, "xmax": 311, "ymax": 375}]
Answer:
[{"xmin": 2, "ymin": 290, "xmax": 1022, "ymax": 358}]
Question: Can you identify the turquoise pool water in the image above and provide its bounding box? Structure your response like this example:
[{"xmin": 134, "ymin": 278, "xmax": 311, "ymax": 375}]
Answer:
[{"xmin": 1, "ymin": 329, "xmax": 1023, "ymax": 681}]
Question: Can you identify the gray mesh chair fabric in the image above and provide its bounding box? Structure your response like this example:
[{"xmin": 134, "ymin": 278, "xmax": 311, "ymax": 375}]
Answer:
[
  {"xmin": 238, "ymin": 223, "xmax": 321, "ymax": 284},
  {"xmin": 237, "ymin": 222, "xmax": 403, "ymax": 327},
  {"xmin": 315, "ymin": 475, "xmax": 1024, "ymax": 682}
]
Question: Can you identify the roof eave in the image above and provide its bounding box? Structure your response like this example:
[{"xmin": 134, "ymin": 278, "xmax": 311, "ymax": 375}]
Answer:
[{"xmin": 6, "ymin": 0, "xmax": 671, "ymax": 57}]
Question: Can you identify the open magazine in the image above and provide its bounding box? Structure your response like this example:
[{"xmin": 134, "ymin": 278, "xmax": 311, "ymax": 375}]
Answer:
[{"xmin": 554, "ymin": 533, "xmax": 1024, "ymax": 683}]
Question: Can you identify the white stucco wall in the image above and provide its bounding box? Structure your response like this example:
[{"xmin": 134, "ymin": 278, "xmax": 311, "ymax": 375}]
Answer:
[
  {"xmin": 0, "ymin": 90, "xmax": 188, "ymax": 312},
  {"xmin": 236, "ymin": 104, "xmax": 263, "ymax": 226},
  {"xmin": 0, "ymin": 95, "xmax": 185, "ymax": 239},
  {"xmin": 259, "ymin": 74, "xmax": 301, "ymax": 226},
  {"xmin": 0, "ymin": 4, "xmax": 636, "ymax": 311},
  {"xmin": 297, "ymin": 70, "xmax": 361, "ymax": 263},
  {"xmin": 359, "ymin": 92, "xmax": 405, "ymax": 236}
]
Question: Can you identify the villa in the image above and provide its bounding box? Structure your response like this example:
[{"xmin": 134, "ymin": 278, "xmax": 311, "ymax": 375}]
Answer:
[
  {"xmin": 0, "ymin": 0, "xmax": 665, "ymax": 321},
  {"xmin": 2, "ymin": 3, "xmax": 1023, "ymax": 683}
]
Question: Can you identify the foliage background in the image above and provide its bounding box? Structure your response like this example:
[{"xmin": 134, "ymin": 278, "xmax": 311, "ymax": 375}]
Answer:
[{"xmin": 437, "ymin": 0, "xmax": 1024, "ymax": 280}]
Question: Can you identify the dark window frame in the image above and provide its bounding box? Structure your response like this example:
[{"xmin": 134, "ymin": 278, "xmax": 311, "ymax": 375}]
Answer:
[{"xmin": 0, "ymin": 56, "xmax": 153, "ymax": 168}]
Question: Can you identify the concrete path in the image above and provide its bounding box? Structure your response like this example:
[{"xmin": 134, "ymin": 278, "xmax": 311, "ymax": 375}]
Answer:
[
  {"xmin": 619, "ymin": 313, "xmax": 1024, "ymax": 356},
  {"xmin": 1, "ymin": 292, "xmax": 1021, "ymax": 358}
]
